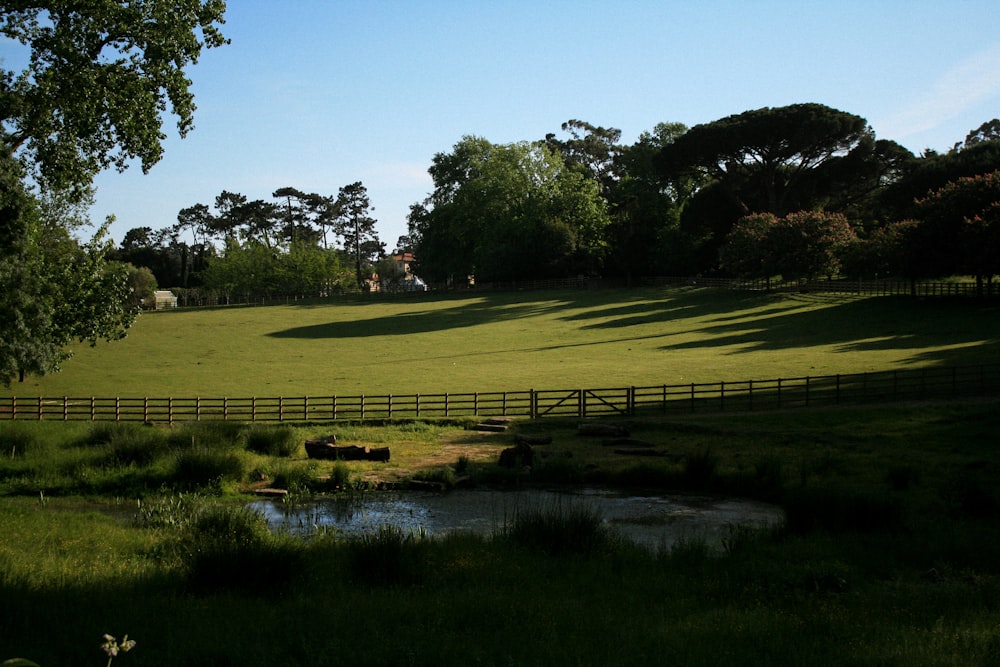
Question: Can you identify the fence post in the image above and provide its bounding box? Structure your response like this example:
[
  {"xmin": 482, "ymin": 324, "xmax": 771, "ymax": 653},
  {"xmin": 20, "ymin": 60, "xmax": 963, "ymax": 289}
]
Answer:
[
  {"xmin": 530, "ymin": 389, "xmax": 537, "ymax": 419},
  {"xmin": 579, "ymin": 389, "xmax": 585, "ymax": 418},
  {"xmin": 386, "ymin": 394, "xmax": 392, "ymax": 419},
  {"xmin": 690, "ymin": 383, "xmax": 695, "ymax": 413},
  {"xmin": 279, "ymin": 396, "xmax": 284, "ymax": 422},
  {"xmin": 115, "ymin": 397, "xmax": 120, "ymax": 422},
  {"xmin": 63, "ymin": 397, "xmax": 68, "ymax": 421},
  {"xmin": 168, "ymin": 397, "xmax": 174, "ymax": 425},
  {"xmin": 38, "ymin": 396, "xmax": 43, "ymax": 421},
  {"xmin": 197, "ymin": 397, "xmax": 202, "ymax": 421},
  {"xmin": 415, "ymin": 393, "xmax": 420, "ymax": 418},
  {"xmin": 720, "ymin": 381, "xmax": 725, "ymax": 411},
  {"xmin": 252, "ymin": 396, "xmax": 256, "ymax": 422},
  {"xmin": 629, "ymin": 386, "xmax": 636, "ymax": 416},
  {"xmin": 224, "ymin": 397, "xmax": 229, "ymax": 421},
  {"xmin": 748, "ymin": 380, "xmax": 753, "ymax": 410},
  {"xmin": 90, "ymin": 397, "xmax": 95, "ymax": 421},
  {"xmin": 444, "ymin": 393, "xmax": 449, "ymax": 417}
]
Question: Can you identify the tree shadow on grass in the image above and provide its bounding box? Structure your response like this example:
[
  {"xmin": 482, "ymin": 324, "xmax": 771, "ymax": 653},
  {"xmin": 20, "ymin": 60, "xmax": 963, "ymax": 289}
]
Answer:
[{"xmin": 265, "ymin": 287, "xmax": 1000, "ymax": 368}]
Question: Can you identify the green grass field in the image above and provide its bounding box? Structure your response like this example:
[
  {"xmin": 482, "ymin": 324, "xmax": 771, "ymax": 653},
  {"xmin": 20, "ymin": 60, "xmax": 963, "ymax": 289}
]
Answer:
[{"xmin": 5, "ymin": 286, "xmax": 999, "ymax": 398}]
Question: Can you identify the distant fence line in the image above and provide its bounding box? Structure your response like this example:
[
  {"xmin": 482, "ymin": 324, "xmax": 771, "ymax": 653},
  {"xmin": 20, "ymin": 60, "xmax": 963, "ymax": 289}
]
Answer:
[
  {"xmin": 2, "ymin": 364, "xmax": 997, "ymax": 424},
  {"xmin": 166, "ymin": 277, "xmax": 996, "ymax": 308}
]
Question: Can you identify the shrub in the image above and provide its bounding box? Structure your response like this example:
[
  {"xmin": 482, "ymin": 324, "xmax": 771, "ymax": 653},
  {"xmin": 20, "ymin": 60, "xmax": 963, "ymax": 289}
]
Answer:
[
  {"xmin": 343, "ymin": 525, "xmax": 428, "ymax": 586},
  {"xmin": 173, "ymin": 448, "xmax": 247, "ymax": 490},
  {"xmin": 245, "ymin": 425, "xmax": 299, "ymax": 457},
  {"xmin": 499, "ymin": 499, "xmax": 612, "ymax": 557},
  {"xmin": 0, "ymin": 426, "xmax": 36, "ymax": 458},
  {"xmin": 182, "ymin": 504, "xmax": 301, "ymax": 593},
  {"xmin": 271, "ymin": 461, "xmax": 316, "ymax": 492}
]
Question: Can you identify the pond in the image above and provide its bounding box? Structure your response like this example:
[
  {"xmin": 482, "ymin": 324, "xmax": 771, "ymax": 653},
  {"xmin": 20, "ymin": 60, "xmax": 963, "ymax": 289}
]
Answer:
[{"xmin": 250, "ymin": 487, "xmax": 784, "ymax": 553}]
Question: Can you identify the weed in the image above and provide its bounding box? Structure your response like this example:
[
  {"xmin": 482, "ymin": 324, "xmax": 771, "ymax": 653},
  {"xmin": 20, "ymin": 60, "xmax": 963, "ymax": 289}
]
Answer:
[
  {"xmin": 173, "ymin": 448, "xmax": 247, "ymax": 490},
  {"xmin": 411, "ymin": 465, "xmax": 457, "ymax": 489},
  {"xmin": 182, "ymin": 504, "xmax": 302, "ymax": 594},
  {"xmin": 244, "ymin": 425, "xmax": 299, "ymax": 457},
  {"xmin": 343, "ymin": 524, "xmax": 428, "ymax": 586},
  {"xmin": 498, "ymin": 498, "xmax": 611, "ymax": 557}
]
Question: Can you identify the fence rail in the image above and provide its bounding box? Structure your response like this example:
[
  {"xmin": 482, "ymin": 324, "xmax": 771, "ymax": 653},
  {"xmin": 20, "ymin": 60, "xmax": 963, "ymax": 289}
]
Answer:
[{"xmin": 2, "ymin": 364, "xmax": 997, "ymax": 424}]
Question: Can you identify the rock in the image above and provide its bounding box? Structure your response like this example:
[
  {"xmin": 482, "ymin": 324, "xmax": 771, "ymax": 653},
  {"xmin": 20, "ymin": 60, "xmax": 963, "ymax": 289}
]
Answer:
[{"xmin": 498, "ymin": 441, "xmax": 534, "ymax": 469}]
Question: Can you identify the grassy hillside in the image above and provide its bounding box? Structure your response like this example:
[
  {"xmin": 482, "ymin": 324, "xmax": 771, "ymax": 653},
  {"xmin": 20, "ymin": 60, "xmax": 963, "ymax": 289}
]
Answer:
[{"xmin": 4, "ymin": 286, "xmax": 999, "ymax": 398}]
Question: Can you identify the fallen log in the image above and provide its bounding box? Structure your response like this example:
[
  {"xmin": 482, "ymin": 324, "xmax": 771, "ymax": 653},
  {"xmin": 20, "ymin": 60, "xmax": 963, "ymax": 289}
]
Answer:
[{"xmin": 305, "ymin": 436, "xmax": 390, "ymax": 462}]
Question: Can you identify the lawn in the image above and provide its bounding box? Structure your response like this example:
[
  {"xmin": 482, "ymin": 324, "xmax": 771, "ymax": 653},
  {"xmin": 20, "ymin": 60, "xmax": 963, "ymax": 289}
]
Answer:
[{"xmin": 4, "ymin": 286, "xmax": 998, "ymax": 399}]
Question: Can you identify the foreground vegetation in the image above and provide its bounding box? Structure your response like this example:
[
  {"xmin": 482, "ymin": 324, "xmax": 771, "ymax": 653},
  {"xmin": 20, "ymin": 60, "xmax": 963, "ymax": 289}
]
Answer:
[{"xmin": 2, "ymin": 399, "xmax": 999, "ymax": 665}]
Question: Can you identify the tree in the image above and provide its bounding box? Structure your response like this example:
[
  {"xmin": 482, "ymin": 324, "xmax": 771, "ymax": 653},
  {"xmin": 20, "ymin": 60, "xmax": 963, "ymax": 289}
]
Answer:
[
  {"xmin": 720, "ymin": 210, "xmax": 856, "ymax": 282},
  {"xmin": 657, "ymin": 104, "xmax": 879, "ymax": 271},
  {"xmin": 606, "ymin": 121, "xmax": 692, "ymax": 280},
  {"xmin": 914, "ymin": 170, "xmax": 1000, "ymax": 292},
  {"xmin": 334, "ymin": 181, "xmax": 382, "ymax": 288},
  {"xmin": 658, "ymin": 104, "xmax": 871, "ymax": 216},
  {"xmin": 1, "ymin": 1, "xmax": 228, "ymax": 195},
  {"xmin": 0, "ymin": 152, "xmax": 134, "ymax": 385},
  {"xmin": 410, "ymin": 136, "xmax": 610, "ymax": 283}
]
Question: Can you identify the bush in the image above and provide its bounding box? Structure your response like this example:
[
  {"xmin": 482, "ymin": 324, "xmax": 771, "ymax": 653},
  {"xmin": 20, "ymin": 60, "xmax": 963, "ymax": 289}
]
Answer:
[
  {"xmin": 0, "ymin": 427, "xmax": 36, "ymax": 458},
  {"xmin": 245, "ymin": 425, "xmax": 299, "ymax": 457},
  {"xmin": 498, "ymin": 499, "xmax": 612, "ymax": 557},
  {"xmin": 182, "ymin": 504, "xmax": 302, "ymax": 594},
  {"xmin": 173, "ymin": 448, "xmax": 247, "ymax": 489},
  {"xmin": 343, "ymin": 525, "xmax": 428, "ymax": 587}
]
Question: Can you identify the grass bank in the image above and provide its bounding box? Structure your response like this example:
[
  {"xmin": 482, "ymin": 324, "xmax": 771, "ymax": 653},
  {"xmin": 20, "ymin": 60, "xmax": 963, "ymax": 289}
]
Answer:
[{"xmin": 1, "ymin": 399, "xmax": 999, "ymax": 665}]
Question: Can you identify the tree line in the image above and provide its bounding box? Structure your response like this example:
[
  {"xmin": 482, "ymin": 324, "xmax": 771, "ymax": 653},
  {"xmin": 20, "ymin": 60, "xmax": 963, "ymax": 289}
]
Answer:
[
  {"xmin": 113, "ymin": 182, "xmax": 392, "ymax": 302},
  {"xmin": 407, "ymin": 110, "xmax": 1000, "ymax": 291}
]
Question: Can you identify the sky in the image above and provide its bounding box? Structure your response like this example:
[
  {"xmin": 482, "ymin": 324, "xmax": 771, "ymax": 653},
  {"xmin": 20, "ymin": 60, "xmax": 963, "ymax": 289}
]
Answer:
[{"xmin": 9, "ymin": 1, "xmax": 1000, "ymax": 248}]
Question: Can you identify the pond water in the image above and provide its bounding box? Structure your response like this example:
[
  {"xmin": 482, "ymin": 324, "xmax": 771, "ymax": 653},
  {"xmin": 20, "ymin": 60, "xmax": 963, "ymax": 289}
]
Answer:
[{"xmin": 250, "ymin": 487, "xmax": 784, "ymax": 553}]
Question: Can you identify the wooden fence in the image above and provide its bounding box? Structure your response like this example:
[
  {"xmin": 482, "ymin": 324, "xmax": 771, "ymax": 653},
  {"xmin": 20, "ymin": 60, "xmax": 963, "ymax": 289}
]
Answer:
[{"xmin": 2, "ymin": 364, "xmax": 997, "ymax": 424}]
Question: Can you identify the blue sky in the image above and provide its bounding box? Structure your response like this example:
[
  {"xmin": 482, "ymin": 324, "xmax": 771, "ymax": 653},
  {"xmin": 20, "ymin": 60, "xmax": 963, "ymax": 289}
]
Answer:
[{"xmin": 14, "ymin": 1, "xmax": 1000, "ymax": 248}]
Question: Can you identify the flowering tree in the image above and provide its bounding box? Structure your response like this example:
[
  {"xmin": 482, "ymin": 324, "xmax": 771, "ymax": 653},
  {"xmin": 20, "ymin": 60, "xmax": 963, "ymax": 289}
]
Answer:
[
  {"xmin": 915, "ymin": 170, "xmax": 1000, "ymax": 292},
  {"xmin": 721, "ymin": 210, "xmax": 856, "ymax": 282}
]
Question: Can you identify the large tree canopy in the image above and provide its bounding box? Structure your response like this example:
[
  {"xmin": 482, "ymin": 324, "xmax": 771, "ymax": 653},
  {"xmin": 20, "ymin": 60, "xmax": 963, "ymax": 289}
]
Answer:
[
  {"xmin": 658, "ymin": 103, "xmax": 872, "ymax": 216},
  {"xmin": 0, "ymin": 152, "xmax": 134, "ymax": 385},
  {"xmin": 409, "ymin": 136, "xmax": 610, "ymax": 283},
  {"xmin": 0, "ymin": 1, "xmax": 228, "ymax": 194}
]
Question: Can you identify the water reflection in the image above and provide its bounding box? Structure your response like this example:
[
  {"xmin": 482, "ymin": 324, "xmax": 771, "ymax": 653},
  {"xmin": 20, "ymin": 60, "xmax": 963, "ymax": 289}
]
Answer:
[{"xmin": 250, "ymin": 487, "xmax": 784, "ymax": 552}]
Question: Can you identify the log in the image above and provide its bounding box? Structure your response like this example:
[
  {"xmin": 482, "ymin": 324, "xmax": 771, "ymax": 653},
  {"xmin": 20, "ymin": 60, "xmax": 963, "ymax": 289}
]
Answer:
[{"xmin": 305, "ymin": 437, "xmax": 390, "ymax": 461}]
